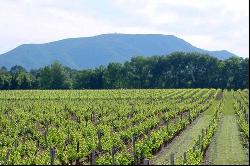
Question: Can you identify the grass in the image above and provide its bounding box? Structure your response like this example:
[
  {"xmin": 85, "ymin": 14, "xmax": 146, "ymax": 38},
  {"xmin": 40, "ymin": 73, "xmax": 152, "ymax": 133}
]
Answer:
[
  {"xmin": 150, "ymin": 99, "xmax": 220, "ymax": 165},
  {"xmin": 205, "ymin": 90, "xmax": 249, "ymax": 165}
]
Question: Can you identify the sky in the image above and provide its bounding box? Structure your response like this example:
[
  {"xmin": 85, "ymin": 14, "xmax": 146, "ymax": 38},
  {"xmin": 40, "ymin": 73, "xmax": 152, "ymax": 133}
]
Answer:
[{"xmin": 0, "ymin": 0, "xmax": 249, "ymax": 57}]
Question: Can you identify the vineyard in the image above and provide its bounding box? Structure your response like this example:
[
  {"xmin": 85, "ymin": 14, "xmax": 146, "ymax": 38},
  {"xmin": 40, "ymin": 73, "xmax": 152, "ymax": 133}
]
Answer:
[{"xmin": 0, "ymin": 89, "xmax": 249, "ymax": 165}]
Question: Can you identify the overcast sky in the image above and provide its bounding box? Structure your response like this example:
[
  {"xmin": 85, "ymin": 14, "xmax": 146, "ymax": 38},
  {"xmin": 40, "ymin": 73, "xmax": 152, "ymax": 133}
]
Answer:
[{"xmin": 0, "ymin": 0, "xmax": 249, "ymax": 57}]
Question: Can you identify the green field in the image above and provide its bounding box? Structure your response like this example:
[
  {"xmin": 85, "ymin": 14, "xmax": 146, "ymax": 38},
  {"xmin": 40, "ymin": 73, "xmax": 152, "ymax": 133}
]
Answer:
[{"xmin": 0, "ymin": 89, "xmax": 248, "ymax": 165}]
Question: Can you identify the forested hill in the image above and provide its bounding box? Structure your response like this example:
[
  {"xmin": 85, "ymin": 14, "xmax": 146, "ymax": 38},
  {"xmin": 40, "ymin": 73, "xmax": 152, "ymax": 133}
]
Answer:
[
  {"xmin": 0, "ymin": 52, "xmax": 248, "ymax": 90},
  {"xmin": 0, "ymin": 33, "xmax": 237, "ymax": 70}
]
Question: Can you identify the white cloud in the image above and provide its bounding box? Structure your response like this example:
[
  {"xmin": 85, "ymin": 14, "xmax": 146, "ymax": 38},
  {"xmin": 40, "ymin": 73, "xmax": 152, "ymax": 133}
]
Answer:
[
  {"xmin": 110, "ymin": 0, "xmax": 249, "ymax": 57},
  {"xmin": 0, "ymin": 0, "xmax": 248, "ymax": 57}
]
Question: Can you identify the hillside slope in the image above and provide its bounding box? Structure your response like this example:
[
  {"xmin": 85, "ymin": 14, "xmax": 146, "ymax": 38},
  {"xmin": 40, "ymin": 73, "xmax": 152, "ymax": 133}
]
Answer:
[{"xmin": 0, "ymin": 34, "xmax": 237, "ymax": 70}]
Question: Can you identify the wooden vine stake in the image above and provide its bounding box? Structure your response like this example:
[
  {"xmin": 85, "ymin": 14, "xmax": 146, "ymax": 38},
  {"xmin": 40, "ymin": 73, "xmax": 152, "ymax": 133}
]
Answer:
[
  {"xmin": 50, "ymin": 148, "xmax": 55, "ymax": 165},
  {"xmin": 91, "ymin": 150, "xmax": 96, "ymax": 165},
  {"xmin": 143, "ymin": 159, "xmax": 150, "ymax": 165},
  {"xmin": 76, "ymin": 141, "xmax": 80, "ymax": 165},
  {"xmin": 111, "ymin": 147, "xmax": 117, "ymax": 165}
]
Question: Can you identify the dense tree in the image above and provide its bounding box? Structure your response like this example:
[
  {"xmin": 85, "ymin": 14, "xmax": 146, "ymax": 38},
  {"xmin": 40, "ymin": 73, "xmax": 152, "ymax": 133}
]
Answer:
[
  {"xmin": 74, "ymin": 70, "xmax": 97, "ymax": 89},
  {"xmin": 103, "ymin": 63, "xmax": 124, "ymax": 88},
  {"xmin": 34, "ymin": 61, "xmax": 73, "ymax": 89},
  {"xmin": 0, "ymin": 52, "xmax": 248, "ymax": 90},
  {"xmin": 0, "ymin": 67, "xmax": 11, "ymax": 90},
  {"xmin": 50, "ymin": 61, "xmax": 72, "ymax": 89},
  {"xmin": 7, "ymin": 65, "xmax": 34, "ymax": 89},
  {"xmin": 18, "ymin": 72, "xmax": 33, "ymax": 89},
  {"xmin": 38, "ymin": 66, "xmax": 52, "ymax": 89}
]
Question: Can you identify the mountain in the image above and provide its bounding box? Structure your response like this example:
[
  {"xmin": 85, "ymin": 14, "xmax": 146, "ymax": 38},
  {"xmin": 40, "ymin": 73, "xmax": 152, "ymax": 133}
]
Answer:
[{"xmin": 0, "ymin": 33, "xmax": 237, "ymax": 70}]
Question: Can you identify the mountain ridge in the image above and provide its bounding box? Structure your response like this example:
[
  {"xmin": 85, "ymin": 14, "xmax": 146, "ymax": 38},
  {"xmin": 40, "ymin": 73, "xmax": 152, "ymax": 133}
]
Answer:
[{"xmin": 0, "ymin": 33, "xmax": 237, "ymax": 70}]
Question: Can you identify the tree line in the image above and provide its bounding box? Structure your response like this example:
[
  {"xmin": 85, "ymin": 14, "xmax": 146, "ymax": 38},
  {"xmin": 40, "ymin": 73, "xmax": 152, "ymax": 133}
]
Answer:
[{"xmin": 0, "ymin": 52, "xmax": 248, "ymax": 90}]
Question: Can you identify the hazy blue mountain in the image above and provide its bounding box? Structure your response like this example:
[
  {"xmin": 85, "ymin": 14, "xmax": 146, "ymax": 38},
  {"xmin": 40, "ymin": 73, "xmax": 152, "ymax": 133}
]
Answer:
[{"xmin": 0, "ymin": 33, "xmax": 237, "ymax": 70}]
